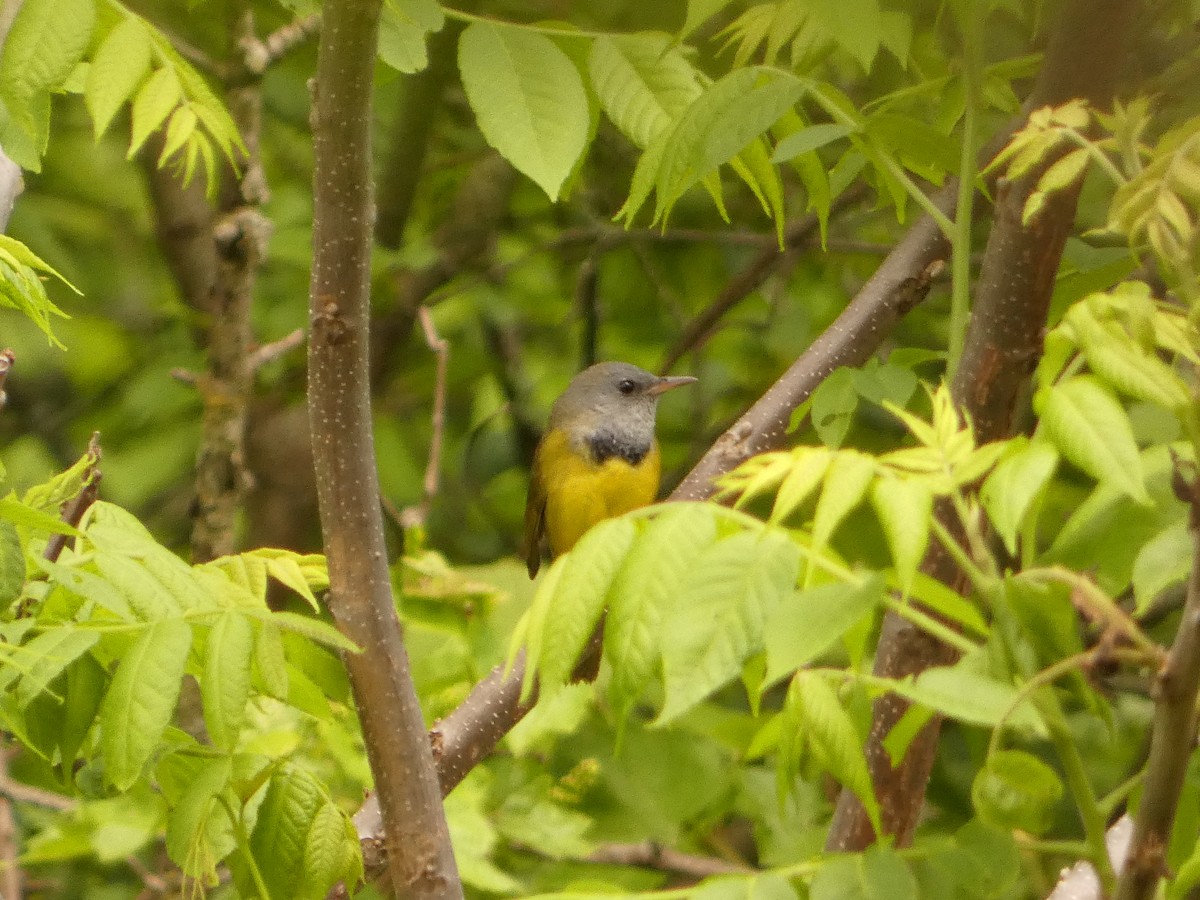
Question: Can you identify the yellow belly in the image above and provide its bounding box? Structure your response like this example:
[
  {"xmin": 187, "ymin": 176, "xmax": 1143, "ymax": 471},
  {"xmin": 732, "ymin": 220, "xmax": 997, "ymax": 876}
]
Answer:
[{"xmin": 539, "ymin": 430, "xmax": 661, "ymax": 556}]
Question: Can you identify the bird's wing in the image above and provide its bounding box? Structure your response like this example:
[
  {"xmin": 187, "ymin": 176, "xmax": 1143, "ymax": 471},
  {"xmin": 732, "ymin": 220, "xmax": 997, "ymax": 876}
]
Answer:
[{"xmin": 522, "ymin": 441, "xmax": 548, "ymax": 578}]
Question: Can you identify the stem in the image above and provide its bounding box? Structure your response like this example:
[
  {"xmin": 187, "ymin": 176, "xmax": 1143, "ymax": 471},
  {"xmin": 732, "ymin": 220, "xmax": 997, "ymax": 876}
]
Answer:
[
  {"xmin": 219, "ymin": 794, "xmax": 274, "ymax": 900},
  {"xmin": 1061, "ymin": 129, "xmax": 1128, "ymax": 185},
  {"xmin": 1036, "ymin": 689, "xmax": 1113, "ymax": 891},
  {"xmin": 806, "ymin": 86, "xmax": 956, "ymax": 238},
  {"xmin": 308, "ymin": 0, "xmax": 461, "ymax": 893},
  {"xmin": 985, "ymin": 650, "xmax": 1092, "ymax": 761},
  {"xmin": 879, "ymin": 595, "xmax": 981, "ymax": 656},
  {"xmin": 929, "ymin": 517, "xmax": 991, "ymax": 594},
  {"xmin": 947, "ymin": 3, "xmax": 982, "ymax": 380},
  {"xmin": 1115, "ymin": 470, "xmax": 1200, "ymax": 900}
]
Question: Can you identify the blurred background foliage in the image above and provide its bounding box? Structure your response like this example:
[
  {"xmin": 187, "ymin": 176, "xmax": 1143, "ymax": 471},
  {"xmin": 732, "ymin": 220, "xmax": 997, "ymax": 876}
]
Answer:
[{"xmin": 2, "ymin": 0, "xmax": 1198, "ymax": 895}]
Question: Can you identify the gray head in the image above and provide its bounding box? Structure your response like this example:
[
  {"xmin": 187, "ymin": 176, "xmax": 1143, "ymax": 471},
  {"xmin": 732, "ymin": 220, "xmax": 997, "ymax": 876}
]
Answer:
[{"xmin": 548, "ymin": 362, "xmax": 696, "ymax": 463}]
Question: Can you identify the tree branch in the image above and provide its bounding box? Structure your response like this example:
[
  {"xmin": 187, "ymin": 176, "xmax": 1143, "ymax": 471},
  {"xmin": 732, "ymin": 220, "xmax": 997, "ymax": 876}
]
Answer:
[
  {"xmin": 826, "ymin": 0, "xmax": 1139, "ymax": 853},
  {"xmin": 1114, "ymin": 463, "xmax": 1200, "ymax": 900},
  {"xmin": 42, "ymin": 432, "xmax": 101, "ymax": 565},
  {"xmin": 674, "ymin": 254, "xmax": 946, "ymax": 501},
  {"xmin": 399, "ymin": 308, "xmax": 449, "ymax": 530},
  {"xmin": 189, "ymin": 9, "xmax": 274, "ymax": 564},
  {"xmin": 584, "ymin": 841, "xmax": 752, "ymax": 880},
  {"xmin": 0, "ymin": 348, "xmax": 14, "ymax": 412},
  {"xmin": 307, "ymin": 0, "xmax": 461, "ymax": 893}
]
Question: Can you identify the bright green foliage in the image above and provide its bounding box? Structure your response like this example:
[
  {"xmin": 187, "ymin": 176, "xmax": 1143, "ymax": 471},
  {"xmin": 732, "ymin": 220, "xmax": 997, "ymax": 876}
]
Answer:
[
  {"xmin": 458, "ymin": 22, "xmax": 591, "ymax": 201},
  {"xmin": 0, "ymin": 470, "xmax": 362, "ymax": 891},
  {"xmin": 972, "ymin": 749, "xmax": 1064, "ymax": 835},
  {"xmin": 0, "ymin": 234, "xmax": 75, "ymax": 345},
  {"xmin": 4, "ymin": 0, "xmax": 1200, "ymax": 897}
]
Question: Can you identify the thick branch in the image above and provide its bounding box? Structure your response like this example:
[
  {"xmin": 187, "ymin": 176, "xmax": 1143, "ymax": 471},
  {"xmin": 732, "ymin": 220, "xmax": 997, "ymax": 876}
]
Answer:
[
  {"xmin": 673, "ymin": 248, "xmax": 947, "ymax": 501},
  {"xmin": 189, "ymin": 10, "xmax": 273, "ymax": 564},
  {"xmin": 308, "ymin": 0, "xmax": 460, "ymax": 894},
  {"xmin": 424, "ymin": 236, "xmax": 945, "ymax": 796},
  {"xmin": 826, "ymin": 0, "xmax": 1139, "ymax": 853},
  {"xmin": 1115, "ymin": 469, "xmax": 1200, "ymax": 900}
]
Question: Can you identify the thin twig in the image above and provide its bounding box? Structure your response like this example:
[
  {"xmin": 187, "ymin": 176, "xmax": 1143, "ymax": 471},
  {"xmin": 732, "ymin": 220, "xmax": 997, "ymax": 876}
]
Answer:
[
  {"xmin": 0, "ymin": 348, "xmax": 14, "ymax": 412},
  {"xmin": 0, "ymin": 774, "xmax": 75, "ymax": 812},
  {"xmin": 0, "ymin": 746, "xmax": 22, "ymax": 900},
  {"xmin": 400, "ymin": 308, "xmax": 449, "ymax": 530},
  {"xmin": 1114, "ymin": 460, "xmax": 1200, "ymax": 900},
  {"xmin": 659, "ymin": 183, "xmax": 869, "ymax": 373},
  {"xmin": 242, "ymin": 13, "xmax": 321, "ymax": 74},
  {"xmin": 42, "ymin": 432, "xmax": 102, "ymax": 565},
  {"xmin": 585, "ymin": 841, "xmax": 752, "ymax": 879},
  {"xmin": 246, "ymin": 328, "xmax": 305, "ymax": 372}
]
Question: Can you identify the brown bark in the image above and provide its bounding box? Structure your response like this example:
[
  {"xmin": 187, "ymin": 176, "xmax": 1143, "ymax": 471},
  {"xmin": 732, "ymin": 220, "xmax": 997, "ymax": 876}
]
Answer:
[
  {"xmin": 825, "ymin": 0, "xmax": 1139, "ymax": 852},
  {"xmin": 1115, "ymin": 470, "xmax": 1200, "ymax": 900},
  {"xmin": 307, "ymin": 0, "xmax": 461, "ymax": 894}
]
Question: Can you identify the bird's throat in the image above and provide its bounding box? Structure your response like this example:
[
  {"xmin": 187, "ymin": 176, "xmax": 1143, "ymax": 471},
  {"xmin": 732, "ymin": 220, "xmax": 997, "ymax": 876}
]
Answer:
[{"xmin": 587, "ymin": 430, "xmax": 651, "ymax": 466}]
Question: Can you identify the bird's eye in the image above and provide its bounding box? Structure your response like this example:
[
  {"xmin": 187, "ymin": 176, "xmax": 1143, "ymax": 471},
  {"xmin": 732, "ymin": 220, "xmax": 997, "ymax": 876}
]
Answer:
[{"xmin": 618, "ymin": 379, "xmax": 636, "ymax": 395}]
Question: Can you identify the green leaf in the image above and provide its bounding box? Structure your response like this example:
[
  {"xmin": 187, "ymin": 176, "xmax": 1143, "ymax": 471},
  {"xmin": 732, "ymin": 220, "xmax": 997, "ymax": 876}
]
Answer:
[
  {"xmin": 682, "ymin": 0, "xmax": 739, "ymax": 39},
  {"xmin": 250, "ymin": 764, "xmax": 325, "ymax": 898},
  {"xmin": 691, "ymin": 873, "xmax": 800, "ymax": 899},
  {"xmin": 534, "ymin": 517, "xmax": 635, "ymax": 695},
  {"xmin": 245, "ymin": 609, "xmax": 359, "ymax": 654},
  {"xmin": 128, "ymin": 66, "xmax": 182, "ymax": 157},
  {"xmin": 861, "ymin": 845, "xmax": 918, "ymax": 900},
  {"xmin": 0, "ymin": 496, "xmax": 79, "ymax": 535},
  {"xmin": 972, "ymin": 749, "xmax": 1063, "ymax": 835},
  {"xmin": 783, "ymin": 671, "xmax": 881, "ymax": 834},
  {"xmin": 654, "ymin": 66, "xmax": 805, "ymax": 221},
  {"xmin": 13, "ymin": 626, "xmax": 98, "ymax": 707},
  {"xmin": 811, "ymin": 450, "xmax": 876, "ymax": 552},
  {"xmin": 770, "ymin": 448, "xmax": 832, "ymax": 523},
  {"xmin": 377, "ymin": 0, "xmax": 444, "ymax": 73},
  {"xmin": 254, "ymin": 621, "xmax": 289, "ymax": 701},
  {"xmin": 980, "ymin": 439, "xmax": 1059, "ymax": 555},
  {"xmin": 870, "ymin": 477, "xmax": 932, "ymax": 594},
  {"xmin": 1035, "ymin": 375, "xmax": 1150, "ymax": 503},
  {"xmin": 93, "ymin": 552, "xmax": 182, "ymax": 621},
  {"xmin": 811, "ymin": 367, "xmax": 858, "ymax": 448},
  {"xmin": 458, "ymin": 21, "xmax": 590, "ymax": 200},
  {"xmin": 764, "ymin": 575, "xmax": 883, "ymax": 686},
  {"xmin": 39, "ymin": 558, "xmax": 134, "ymax": 620},
  {"xmin": 658, "ymin": 528, "xmax": 800, "ymax": 724},
  {"xmin": 100, "ymin": 619, "xmax": 192, "ymax": 790},
  {"xmin": 732, "ymin": 137, "xmax": 786, "ymax": 243},
  {"xmin": 1132, "ymin": 522, "xmax": 1191, "ymax": 614},
  {"xmin": 0, "ymin": 521, "xmax": 22, "ymax": 608},
  {"xmin": 605, "ymin": 505, "xmax": 719, "ymax": 720},
  {"xmin": 808, "ymin": 0, "xmax": 881, "ymax": 70},
  {"xmin": 771, "ymin": 122, "xmax": 855, "ymax": 163},
  {"xmin": 1035, "ymin": 147, "xmax": 1089, "ymax": 195},
  {"xmin": 86, "ymin": 17, "xmax": 152, "ymax": 139},
  {"xmin": 201, "ymin": 611, "xmax": 253, "ymax": 751},
  {"xmin": 60, "ymin": 652, "xmax": 105, "ymax": 767},
  {"xmin": 589, "ymin": 34, "xmax": 702, "ymax": 148},
  {"xmin": 883, "ymin": 657, "xmax": 1045, "ymax": 734},
  {"xmin": 302, "ymin": 800, "xmax": 357, "ymax": 900},
  {"xmin": 158, "ymin": 104, "xmax": 197, "ymax": 165},
  {"xmin": 165, "ymin": 755, "xmax": 234, "ymax": 881},
  {"xmin": 0, "ymin": 0, "xmax": 95, "ymax": 104}
]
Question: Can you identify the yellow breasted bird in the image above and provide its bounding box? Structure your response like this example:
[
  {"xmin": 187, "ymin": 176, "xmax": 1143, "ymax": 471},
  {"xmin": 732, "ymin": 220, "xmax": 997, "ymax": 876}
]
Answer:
[{"xmin": 522, "ymin": 361, "xmax": 697, "ymax": 577}]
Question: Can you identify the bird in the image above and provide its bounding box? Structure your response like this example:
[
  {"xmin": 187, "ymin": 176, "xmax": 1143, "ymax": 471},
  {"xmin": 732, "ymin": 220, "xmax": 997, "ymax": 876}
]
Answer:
[{"xmin": 522, "ymin": 361, "xmax": 697, "ymax": 577}]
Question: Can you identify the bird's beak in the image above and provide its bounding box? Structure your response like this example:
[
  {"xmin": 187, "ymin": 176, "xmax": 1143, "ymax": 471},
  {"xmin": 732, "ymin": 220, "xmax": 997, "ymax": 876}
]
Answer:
[{"xmin": 646, "ymin": 375, "xmax": 698, "ymax": 396}]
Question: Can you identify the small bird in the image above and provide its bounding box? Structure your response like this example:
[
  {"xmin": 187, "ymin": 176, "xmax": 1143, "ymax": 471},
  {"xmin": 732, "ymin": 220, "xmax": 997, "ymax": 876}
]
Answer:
[{"xmin": 522, "ymin": 361, "xmax": 697, "ymax": 577}]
